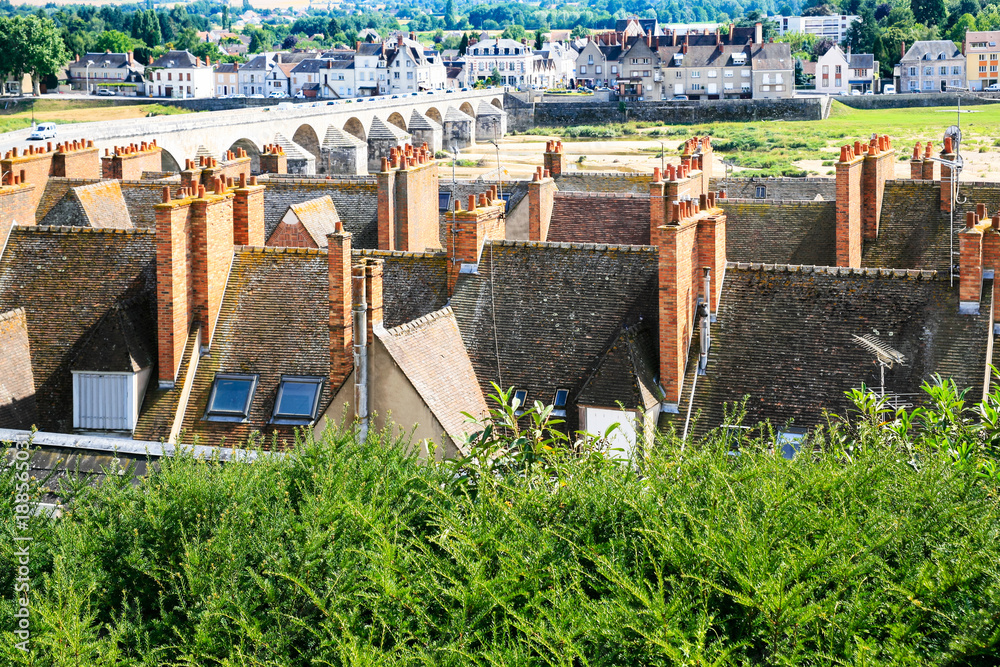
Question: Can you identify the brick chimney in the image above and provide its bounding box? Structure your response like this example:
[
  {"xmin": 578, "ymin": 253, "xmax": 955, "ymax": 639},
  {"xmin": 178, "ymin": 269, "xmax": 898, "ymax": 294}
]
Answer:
[
  {"xmin": 377, "ymin": 143, "xmax": 440, "ymax": 251},
  {"xmin": 447, "ymin": 191, "xmax": 506, "ymax": 294},
  {"xmin": 327, "ymin": 221, "xmax": 353, "ymax": 389},
  {"xmin": 154, "ymin": 179, "xmax": 235, "ymax": 387},
  {"xmin": 835, "ymin": 143, "xmax": 864, "ymax": 267},
  {"xmin": 921, "ymin": 141, "xmax": 936, "ymax": 181},
  {"xmin": 259, "ymin": 144, "xmax": 287, "ymax": 175},
  {"xmin": 650, "ymin": 167, "xmax": 665, "ymax": 245},
  {"xmin": 528, "ymin": 166, "xmax": 556, "ymax": 241},
  {"xmin": 543, "ymin": 140, "xmax": 565, "ymax": 177},
  {"xmin": 233, "ymin": 172, "xmax": 265, "ymax": 246},
  {"xmin": 0, "ymin": 177, "xmax": 36, "ymax": 241},
  {"xmin": 51, "ymin": 138, "xmax": 99, "ymax": 179},
  {"xmin": 657, "ymin": 191, "xmax": 726, "ymax": 407},
  {"xmin": 861, "ymin": 134, "xmax": 894, "ymax": 241},
  {"xmin": 958, "ymin": 206, "xmax": 997, "ymax": 314},
  {"xmin": 910, "ymin": 142, "xmax": 924, "ymax": 180},
  {"xmin": 2, "ymin": 143, "xmax": 55, "ymax": 218},
  {"xmin": 940, "ymin": 136, "xmax": 957, "ymax": 213},
  {"xmin": 102, "ymin": 141, "xmax": 162, "ymax": 180}
]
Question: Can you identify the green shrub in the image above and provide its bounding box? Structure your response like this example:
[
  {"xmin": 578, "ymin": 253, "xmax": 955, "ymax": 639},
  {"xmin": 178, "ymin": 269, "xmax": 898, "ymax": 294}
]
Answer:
[{"xmin": 1, "ymin": 381, "xmax": 998, "ymax": 665}]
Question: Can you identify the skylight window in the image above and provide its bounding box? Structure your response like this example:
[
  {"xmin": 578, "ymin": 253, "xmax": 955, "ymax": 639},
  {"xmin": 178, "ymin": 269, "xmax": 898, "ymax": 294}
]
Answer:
[
  {"xmin": 553, "ymin": 389, "xmax": 568, "ymax": 408},
  {"xmin": 513, "ymin": 389, "xmax": 528, "ymax": 411},
  {"xmin": 205, "ymin": 373, "xmax": 259, "ymax": 422},
  {"xmin": 439, "ymin": 192, "xmax": 452, "ymax": 210},
  {"xmin": 271, "ymin": 376, "xmax": 324, "ymax": 424}
]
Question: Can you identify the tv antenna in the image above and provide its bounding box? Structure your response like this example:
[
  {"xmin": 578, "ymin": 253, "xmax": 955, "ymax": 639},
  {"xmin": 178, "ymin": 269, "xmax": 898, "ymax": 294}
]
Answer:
[
  {"xmin": 853, "ymin": 334, "xmax": 906, "ymax": 397},
  {"xmin": 929, "ymin": 93, "xmax": 969, "ymax": 287}
]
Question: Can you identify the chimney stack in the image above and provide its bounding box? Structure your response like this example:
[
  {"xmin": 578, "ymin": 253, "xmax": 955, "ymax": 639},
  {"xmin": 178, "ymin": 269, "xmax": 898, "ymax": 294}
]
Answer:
[{"xmin": 328, "ymin": 225, "xmax": 353, "ymax": 390}]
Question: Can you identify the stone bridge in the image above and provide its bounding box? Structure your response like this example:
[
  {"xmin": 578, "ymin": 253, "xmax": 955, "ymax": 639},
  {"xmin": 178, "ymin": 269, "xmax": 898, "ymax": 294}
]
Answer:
[{"xmin": 0, "ymin": 88, "xmax": 508, "ymax": 176}]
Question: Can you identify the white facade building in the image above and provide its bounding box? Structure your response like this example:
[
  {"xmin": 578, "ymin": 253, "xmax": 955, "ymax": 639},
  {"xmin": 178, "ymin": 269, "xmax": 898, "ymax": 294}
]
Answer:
[
  {"xmin": 148, "ymin": 50, "xmax": 214, "ymax": 98},
  {"xmin": 772, "ymin": 14, "xmax": 860, "ymax": 43},
  {"xmin": 465, "ymin": 38, "xmax": 535, "ymax": 86}
]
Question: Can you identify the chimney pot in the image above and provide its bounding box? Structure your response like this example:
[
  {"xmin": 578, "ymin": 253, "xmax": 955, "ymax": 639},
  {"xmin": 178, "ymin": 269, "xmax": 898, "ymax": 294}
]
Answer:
[
  {"xmin": 925, "ymin": 142, "xmax": 933, "ymax": 158},
  {"xmin": 543, "ymin": 168, "xmax": 550, "ymax": 178},
  {"xmin": 198, "ymin": 184, "xmax": 206, "ymax": 198},
  {"xmin": 162, "ymin": 186, "xmax": 171, "ymax": 203},
  {"xmin": 993, "ymin": 215, "xmax": 1000, "ymax": 229},
  {"xmin": 977, "ymin": 203, "xmax": 987, "ymax": 219},
  {"xmin": 250, "ymin": 176, "xmax": 258, "ymax": 185},
  {"xmin": 468, "ymin": 194, "xmax": 476, "ymax": 210},
  {"xmin": 653, "ymin": 166, "xmax": 661, "ymax": 182},
  {"xmin": 913, "ymin": 142, "xmax": 921, "ymax": 159},
  {"xmin": 239, "ymin": 172, "xmax": 247, "ymax": 188},
  {"xmin": 967, "ymin": 211, "xmax": 976, "ymax": 228}
]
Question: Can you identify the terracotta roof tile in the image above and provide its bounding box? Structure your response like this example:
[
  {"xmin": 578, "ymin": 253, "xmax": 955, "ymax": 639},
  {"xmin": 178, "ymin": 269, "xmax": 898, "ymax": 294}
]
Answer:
[
  {"xmin": 379, "ymin": 307, "xmax": 489, "ymax": 446},
  {"xmin": 0, "ymin": 227, "xmax": 157, "ymax": 433}
]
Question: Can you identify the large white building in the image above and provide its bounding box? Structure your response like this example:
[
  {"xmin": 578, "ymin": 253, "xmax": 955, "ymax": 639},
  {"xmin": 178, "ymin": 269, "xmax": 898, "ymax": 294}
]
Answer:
[
  {"xmin": 385, "ymin": 35, "xmax": 447, "ymax": 93},
  {"xmin": 148, "ymin": 50, "xmax": 214, "ymax": 98},
  {"xmin": 465, "ymin": 37, "xmax": 535, "ymax": 86},
  {"xmin": 772, "ymin": 14, "xmax": 860, "ymax": 43}
]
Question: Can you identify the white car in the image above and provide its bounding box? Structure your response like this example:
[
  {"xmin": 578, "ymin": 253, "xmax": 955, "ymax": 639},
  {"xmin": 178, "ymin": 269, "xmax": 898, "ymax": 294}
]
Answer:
[
  {"xmin": 27, "ymin": 122, "xmax": 57, "ymax": 140},
  {"xmin": 986, "ymin": 84, "xmax": 1000, "ymax": 91},
  {"xmin": 268, "ymin": 91, "xmax": 288, "ymax": 99}
]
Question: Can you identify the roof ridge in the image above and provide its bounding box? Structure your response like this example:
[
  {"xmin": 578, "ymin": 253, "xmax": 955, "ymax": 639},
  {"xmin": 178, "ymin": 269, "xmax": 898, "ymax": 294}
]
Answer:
[
  {"xmin": 384, "ymin": 305, "xmax": 454, "ymax": 335},
  {"xmin": 726, "ymin": 261, "xmax": 938, "ymax": 279},
  {"xmin": 261, "ymin": 175, "xmax": 377, "ymax": 185},
  {"xmin": 235, "ymin": 244, "xmax": 327, "ymax": 257},
  {"xmin": 719, "ymin": 198, "xmax": 832, "ymax": 205},
  {"xmin": 28, "ymin": 225, "xmax": 154, "ymax": 235},
  {"xmin": 489, "ymin": 239, "xmax": 656, "ymax": 253},
  {"xmin": 0, "ymin": 306, "xmax": 26, "ymax": 323},
  {"xmin": 554, "ymin": 191, "xmax": 648, "ymax": 199},
  {"xmin": 353, "ymin": 248, "xmax": 447, "ymax": 259}
]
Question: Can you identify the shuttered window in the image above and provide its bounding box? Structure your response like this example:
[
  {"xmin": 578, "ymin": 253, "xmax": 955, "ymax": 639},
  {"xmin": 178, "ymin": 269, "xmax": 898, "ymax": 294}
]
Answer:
[{"xmin": 73, "ymin": 373, "xmax": 132, "ymax": 431}]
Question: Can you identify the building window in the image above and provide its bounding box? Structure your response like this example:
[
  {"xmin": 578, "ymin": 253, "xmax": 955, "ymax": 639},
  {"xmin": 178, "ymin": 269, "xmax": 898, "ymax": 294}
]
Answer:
[
  {"xmin": 909, "ymin": 66, "xmax": 916, "ymax": 75},
  {"xmin": 513, "ymin": 389, "xmax": 528, "ymax": 412},
  {"xmin": 835, "ymin": 65, "xmax": 841, "ymax": 74},
  {"xmin": 940, "ymin": 66, "xmax": 947, "ymax": 75},
  {"xmin": 691, "ymin": 71, "xmax": 700, "ymax": 78},
  {"xmin": 953, "ymin": 66, "xmax": 962, "ymax": 75},
  {"xmin": 707, "ymin": 70, "xmax": 717, "ymax": 78},
  {"xmin": 724, "ymin": 69, "xmax": 733, "ymax": 77},
  {"xmin": 596, "ymin": 65, "xmax": 602, "ymax": 74},
  {"xmin": 611, "ymin": 65, "xmax": 617, "ymax": 74},
  {"xmin": 924, "ymin": 80, "xmax": 933, "ymax": 90},
  {"xmin": 742, "ymin": 69, "xmax": 751, "ymax": 77},
  {"xmin": 691, "ymin": 83, "xmax": 702, "ymax": 90},
  {"xmin": 271, "ymin": 376, "xmax": 324, "ymax": 424},
  {"xmin": 204, "ymin": 373, "xmax": 259, "ymax": 422},
  {"xmin": 72, "ymin": 372, "xmax": 144, "ymax": 431},
  {"xmin": 909, "ymin": 80, "xmax": 918, "ymax": 90},
  {"xmin": 580, "ymin": 65, "xmax": 587, "ymax": 74},
  {"xmin": 755, "ymin": 185, "xmax": 766, "ymax": 198}
]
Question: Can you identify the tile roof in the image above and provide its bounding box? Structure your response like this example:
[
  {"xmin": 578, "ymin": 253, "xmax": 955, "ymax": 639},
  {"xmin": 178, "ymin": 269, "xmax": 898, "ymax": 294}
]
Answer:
[
  {"xmin": 378, "ymin": 306, "xmax": 489, "ymax": 445},
  {"xmin": 273, "ymin": 133, "xmax": 313, "ymax": 161},
  {"xmin": 553, "ymin": 172, "xmax": 652, "ymax": 194},
  {"xmin": 576, "ymin": 324, "xmax": 661, "ymax": 411},
  {"xmin": 450, "ymin": 240, "xmax": 659, "ymax": 430},
  {"xmin": 72, "ymin": 181, "xmax": 133, "ymax": 229},
  {"xmin": 860, "ymin": 180, "xmax": 949, "ymax": 271},
  {"xmin": 444, "ymin": 107, "xmax": 475, "ymax": 122},
  {"xmin": 902, "ymin": 40, "xmax": 962, "ymax": 61},
  {"xmin": 179, "ymin": 247, "xmax": 332, "ymax": 447},
  {"xmin": 260, "ymin": 178, "xmax": 379, "ymax": 248},
  {"xmin": 0, "ymin": 227, "xmax": 157, "ymax": 433},
  {"xmin": 657, "ymin": 44, "xmax": 752, "ymax": 69},
  {"xmin": 150, "ymin": 50, "xmax": 203, "ymax": 69},
  {"xmin": 70, "ymin": 304, "xmax": 153, "ymax": 373},
  {"xmin": 547, "ymin": 192, "xmax": 651, "ymax": 245},
  {"xmin": 751, "ymin": 43, "xmax": 793, "ymax": 70},
  {"xmin": 849, "ymin": 53, "xmax": 875, "ymax": 70},
  {"xmin": 675, "ymin": 264, "xmax": 991, "ymax": 434},
  {"xmin": 214, "ymin": 63, "xmax": 239, "ymax": 73},
  {"xmin": 286, "ymin": 196, "xmax": 341, "ymax": 248},
  {"xmin": 354, "ymin": 249, "xmax": 449, "ymax": 328},
  {"xmin": 720, "ymin": 200, "xmax": 836, "ymax": 266},
  {"xmin": 0, "ymin": 308, "xmax": 36, "ymax": 429},
  {"xmin": 477, "ymin": 101, "xmax": 505, "ymax": 116},
  {"xmin": 368, "ymin": 116, "xmax": 410, "ymax": 141}
]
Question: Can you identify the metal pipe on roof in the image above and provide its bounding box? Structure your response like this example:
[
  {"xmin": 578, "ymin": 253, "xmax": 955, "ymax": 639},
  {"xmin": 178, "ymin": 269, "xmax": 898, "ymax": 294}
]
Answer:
[{"xmin": 352, "ymin": 263, "xmax": 369, "ymax": 444}]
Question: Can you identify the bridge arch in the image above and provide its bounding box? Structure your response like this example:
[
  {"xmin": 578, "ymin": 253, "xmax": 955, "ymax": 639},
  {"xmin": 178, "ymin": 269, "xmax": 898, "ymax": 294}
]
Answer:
[
  {"xmin": 425, "ymin": 107, "xmax": 442, "ymax": 125},
  {"xmin": 160, "ymin": 148, "xmax": 181, "ymax": 173},
  {"xmin": 459, "ymin": 102, "xmax": 476, "ymax": 118},
  {"xmin": 343, "ymin": 117, "xmax": 366, "ymax": 143},
  {"xmin": 490, "ymin": 97, "xmax": 503, "ymax": 109},
  {"xmin": 386, "ymin": 112, "xmax": 407, "ymax": 132},
  {"xmin": 292, "ymin": 124, "xmax": 321, "ymax": 159},
  {"xmin": 229, "ymin": 138, "xmax": 261, "ymax": 172}
]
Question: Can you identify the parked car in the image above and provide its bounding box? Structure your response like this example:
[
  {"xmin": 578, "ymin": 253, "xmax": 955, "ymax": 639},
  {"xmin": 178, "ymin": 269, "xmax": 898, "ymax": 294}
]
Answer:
[
  {"xmin": 250, "ymin": 93, "xmax": 265, "ymax": 99},
  {"xmin": 863, "ymin": 90, "xmax": 874, "ymax": 95},
  {"xmin": 882, "ymin": 84, "xmax": 896, "ymax": 94},
  {"xmin": 96, "ymin": 89, "xmax": 115, "ymax": 96},
  {"xmin": 232, "ymin": 93, "xmax": 247, "ymax": 99},
  {"xmin": 986, "ymin": 83, "xmax": 1000, "ymax": 91},
  {"xmin": 268, "ymin": 91, "xmax": 288, "ymax": 99},
  {"xmin": 850, "ymin": 89, "xmax": 862, "ymax": 96},
  {"xmin": 671, "ymin": 94, "xmax": 689, "ymax": 101},
  {"xmin": 293, "ymin": 91, "xmax": 305, "ymax": 99},
  {"xmin": 27, "ymin": 122, "xmax": 57, "ymax": 140}
]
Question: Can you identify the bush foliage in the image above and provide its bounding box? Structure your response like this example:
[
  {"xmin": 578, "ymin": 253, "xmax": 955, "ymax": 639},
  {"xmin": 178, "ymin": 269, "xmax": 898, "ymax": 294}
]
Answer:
[{"xmin": 2, "ymin": 381, "xmax": 1000, "ymax": 665}]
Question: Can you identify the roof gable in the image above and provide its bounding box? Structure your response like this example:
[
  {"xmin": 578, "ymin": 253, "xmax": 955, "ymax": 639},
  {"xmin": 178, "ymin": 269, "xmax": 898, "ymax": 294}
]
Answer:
[{"xmin": 285, "ymin": 196, "xmax": 341, "ymax": 248}]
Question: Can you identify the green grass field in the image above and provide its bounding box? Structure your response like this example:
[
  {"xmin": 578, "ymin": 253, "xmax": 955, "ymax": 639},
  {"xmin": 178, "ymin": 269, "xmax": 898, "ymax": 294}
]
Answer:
[
  {"xmin": 524, "ymin": 101, "xmax": 1000, "ymax": 177},
  {"xmin": 0, "ymin": 98, "xmax": 189, "ymax": 134}
]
